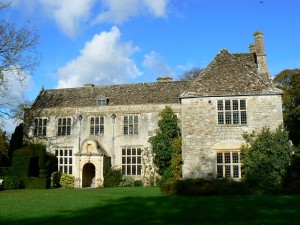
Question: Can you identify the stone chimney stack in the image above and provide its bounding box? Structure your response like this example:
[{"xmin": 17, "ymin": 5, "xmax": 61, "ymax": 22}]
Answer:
[{"xmin": 250, "ymin": 31, "xmax": 269, "ymax": 74}]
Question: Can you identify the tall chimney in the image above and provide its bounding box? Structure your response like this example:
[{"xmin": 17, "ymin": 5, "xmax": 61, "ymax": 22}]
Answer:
[{"xmin": 251, "ymin": 31, "xmax": 269, "ymax": 73}]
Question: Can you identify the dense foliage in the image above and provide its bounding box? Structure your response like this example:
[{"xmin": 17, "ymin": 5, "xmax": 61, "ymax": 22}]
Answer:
[
  {"xmin": 0, "ymin": 129, "xmax": 9, "ymax": 166},
  {"xmin": 241, "ymin": 127, "xmax": 294, "ymax": 192},
  {"xmin": 60, "ymin": 173, "xmax": 75, "ymax": 188},
  {"xmin": 8, "ymin": 123, "xmax": 24, "ymax": 164},
  {"xmin": 149, "ymin": 106, "xmax": 181, "ymax": 176},
  {"xmin": 273, "ymin": 69, "xmax": 300, "ymax": 148},
  {"xmin": 103, "ymin": 168, "xmax": 122, "ymax": 187}
]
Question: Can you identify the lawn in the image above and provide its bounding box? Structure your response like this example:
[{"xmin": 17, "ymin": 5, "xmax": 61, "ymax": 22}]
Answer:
[{"xmin": 0, "ymin": 187, "xmax": 300, "ymax": 225}]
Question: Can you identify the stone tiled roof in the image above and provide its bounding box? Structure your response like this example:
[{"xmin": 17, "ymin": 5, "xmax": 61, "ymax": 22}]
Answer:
[
  {"xmin": 181, "ymin": 49, "xmax": 282, "ymax": 97},
  {"xmin": 32, "ymin": 81, "xmax": 190, "ymax": 109}
]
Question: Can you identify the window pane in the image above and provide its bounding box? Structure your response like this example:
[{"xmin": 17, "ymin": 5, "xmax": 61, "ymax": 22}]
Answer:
[
  {"xmin": 137, "ymin": 149, "xmax": 142, "ymax": 155},
  {"xmin": 137, "ymin": 156, "xmax": 141, "ymax": 164},
  {"xmin": 225, "ymin": 153, "xmax": 231, "ymax": 163},
  {"xmin": 241, "ymin": 111, "xmax": 247, "ymax": 124},
  {"xmin": 225, "ymin": 112, "xmax": 232, "ymax": 124},
  {"xmin": 225, "ymin": 100, "xmax": 231, "ymax": 110},
  {"xmin": 132, "ymin": 165, "xmax": 136, "ymax": 175},
  {"xmin": 69, "ymin": 166, "xmax": 72, "ymax": 174},
  {"xmin": 127, "ymin": 157, "xmax": 131, "ymax": 164},
  {"xmin": 122, "ymin": 149, "xmax": 126, "ymax": 155},
  {"xmin": 217, "ymin": 153, "xmax": 223, "ymax": 163},
  {"xmin": 233, "ymin": 111, "xmax": 239, "ymax": 124},
  {"xmin": 127, "ymin": 149, "xmax": 131, "ymax": 155},
  {"xmin": 132, "ymin": 156, "xmax": 136, "ymax": 164},
  {"xmin": 127, "ymin": 165, "xmax": 131, "ymax": 175},
  {"xmin": 232, "ymin": 153, "xmax": 239, "ymax": 163},
  {"xmin": 233, "ymin": 165, "xmax": 239, "ymax": 178},
  {"xmin": 225, "ymin": 165, "xmax": 231, "ymax": 177},
  {"xmin": 132, "ymin": 148, "xmax": 136, "ymax": 155},
  {"xmin": 217, "ymin": 165, "xmax": 223, "ymax": 178},
  {"xmin": 69, "ymin": 158, "xmax": 72, "ymax": 164},
  {"xmin": 217, "ymin": 100, "xmax": 223, "ymax": 111},
  {"xmin": 122, "ymin": 165, "xmax": 126, "ymax": 175},
  {"xmin": 240, "ymin": 100, "xmax": 246, "ymax": 110},
  {"xmin": 218, "ymin": 112, "xmax": 224, "ymax": 124},
  {"xmin": 232, "ymin": 100, "xmax": 239, "ymax": 110},
  {"xmin": 122, "ymin": 157, "xmax": 126, "ymax": 164}
]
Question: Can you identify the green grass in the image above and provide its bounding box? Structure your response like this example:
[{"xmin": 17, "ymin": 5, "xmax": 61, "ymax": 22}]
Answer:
[{"xmin": 0, "ymin": 187, "xmax": 300, "ymax": 225}]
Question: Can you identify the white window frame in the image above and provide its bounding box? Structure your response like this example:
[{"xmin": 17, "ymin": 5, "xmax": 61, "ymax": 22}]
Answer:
[
  {"xmin": 121, "ymin": 147, "xmax": 142, "ymax": 176},
  {"xmin": 216, "ymin": 150, "xmax": 241, "ymax": 179},
  {"xmin": 57, "ymin": 117, "xmax": 72, "ymax": 136},
  {"xmin": 55, "ymin": 147, "xmax": 73, "ymax": 174},
  {"xmin": 217, "ymin": 99, "xmax": 247, "ymax": 125},
  {"xmin": 90, "ymin": 116, "xmax": 104, "ymax": 135},
  {"xmin": 124, "ymin": 115, "xmax": 139, "ymax": 135},
  {"xmin": 34, "ymin": 118, "xmax": 47, "ymax": 136}
]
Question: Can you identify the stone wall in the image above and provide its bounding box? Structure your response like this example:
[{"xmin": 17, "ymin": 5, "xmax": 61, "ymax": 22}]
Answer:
[{"xmin": 181, "ymin": 94, "xmax": 283, "ymax": 179}]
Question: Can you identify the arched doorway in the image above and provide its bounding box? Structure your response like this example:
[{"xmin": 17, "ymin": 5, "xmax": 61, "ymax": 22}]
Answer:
[{"xmin": 82, "ymin": 163, "xmax": 95, "ymax": 188}]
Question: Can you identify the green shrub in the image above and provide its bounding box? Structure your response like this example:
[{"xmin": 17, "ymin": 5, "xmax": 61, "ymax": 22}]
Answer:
[
  {"xmin": 60, "ymin": 173, "xmax": 74, "ymax": 188},
  {"xmin": 0, "ymin": 167, "xmax": 10, "ymax": 177},
  {"xmin": 158, "ymin": 166, "xmax": 173, "ymax": 188},
  {"xmin": 25, "ymin": 177, "xmax": 51, "ymax": 189},
  {"xmin": 133, "ymin": 179, "xmax": 143, "ymax": 187},
  {"xmin": 2, "ymin": 176, "xmax": 25, "ymax": 189},
  {"xmin": 119, "ymin": 176, "xmax": 135, "ymax": 187},
  {"xmin": 104, "ymin": 168, "xmax": 122, "ymax": 188},
  {"xmin": 51, "ymin": 171, "xmax": 62, "ymax": 188},
  {"xmin": 161, "ymin": 178, "xmax": 251, "ymax": 196}
]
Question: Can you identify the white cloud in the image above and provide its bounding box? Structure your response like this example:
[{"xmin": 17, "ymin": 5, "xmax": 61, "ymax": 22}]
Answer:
[
  {"xmin": 142, "ymin": 51, "xmax": 173, "ymax": 77},
  {"xmin": 94, "ymin": 0, "xmax": 169, "ymax": 24},
  {"xmin": 56, "ymin": 26, "xmax": 142, "ymax": 88},
  {"xmin": 39, "ymin": 0, "xmax": 95, "ymax": 38}
]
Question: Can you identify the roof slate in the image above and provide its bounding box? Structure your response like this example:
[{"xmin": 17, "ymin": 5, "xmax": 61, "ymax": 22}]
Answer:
[
  {"xmin": 181, "ymin": 49, "xmax": 281, "ymax": 97},
  {"xmin": 32, "ymin": 81, "xmax": 190, "ymax": 109}
]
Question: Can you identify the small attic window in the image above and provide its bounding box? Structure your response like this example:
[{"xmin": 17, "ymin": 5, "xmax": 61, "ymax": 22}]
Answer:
[{"xmin": 96, "ymin": 98, "xmax": 108, "ymax": 106}]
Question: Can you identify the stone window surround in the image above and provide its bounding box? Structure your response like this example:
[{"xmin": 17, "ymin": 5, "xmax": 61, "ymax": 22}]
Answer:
[
  {"xmin": 89, "ymin": 116, "xmax": 105, "ymax": 135},
  {"xmin": 123, "ymin": 114, "xmax": 139, "ymax": 135},
  {"xmin": 54, "ymin": 147, "xmax": 73, "ymax": 175},
  {"xmin": 121, "ymin": 146, "xmax": 142, "ymax": 176},
  {"xmin": 215, "ymin": 150, "xmax": 241, "ymax": 179},
  {"xmin": 57, "ymin": 117, "xmax": 72, "ymax": 136},
  {"xmin": 217, "ymin": 99, "xmax": 247, "ymax": 125},
  {"xmin": 33, "ymin": 117, "xmax": 47, "ymax": 136}
]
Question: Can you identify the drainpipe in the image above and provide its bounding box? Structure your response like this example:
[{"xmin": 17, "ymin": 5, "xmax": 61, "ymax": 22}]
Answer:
[{"xmin": 111, "ymin": 114, "xmax": 116, "ymax": 166}]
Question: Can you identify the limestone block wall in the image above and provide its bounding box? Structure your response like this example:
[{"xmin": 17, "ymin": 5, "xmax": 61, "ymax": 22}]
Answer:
[
  {"xmin": 181, "ymin": 94, "xmax": 283, "ymax": 179},
  {"xmin": 28, "ymin": 103, "xmax": 181, "ymax": 176}
]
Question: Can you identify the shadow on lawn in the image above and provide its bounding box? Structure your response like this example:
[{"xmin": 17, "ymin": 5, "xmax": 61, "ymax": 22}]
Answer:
[{"xmin": 1, "ymin": 194, "xmax": 300, "ymax": 225}]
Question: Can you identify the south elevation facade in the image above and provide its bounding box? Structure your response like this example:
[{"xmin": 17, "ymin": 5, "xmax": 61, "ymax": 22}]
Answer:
[{"xmin": 26, "ymin": 31, "xmax": 283, "ymax": 187}]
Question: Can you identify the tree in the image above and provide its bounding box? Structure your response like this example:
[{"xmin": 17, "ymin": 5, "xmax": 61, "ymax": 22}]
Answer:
[
  {"xmin": 8, "ymin": 123, "xmax": 24, "ymax": 163},
  {"xmin": 179, "ymin": 67, "xmax": 203, "ymax": 80},
  {"xmin": 241, "ymin": 127, "xmax": 294, "ymax": 192},
  {"xmin": 149, "ymin": 106, "xmax": 180, "ymax": 176},
  {"xmin": 0, "ymin": 128, "xmax": 9, "ymax": 166},
  {"xmin": 273, "ymin": 69, "xmax": 300, "ymax": 148},
  {"xmin": 0, "ymin": 2, "xmax": 39, "ymax": 120}
]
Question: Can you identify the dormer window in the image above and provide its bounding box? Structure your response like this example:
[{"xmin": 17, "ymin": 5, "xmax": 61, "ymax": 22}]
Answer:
[{"xmin": 96, "ymin": 97, "xmax": 108, "ymax": 106}]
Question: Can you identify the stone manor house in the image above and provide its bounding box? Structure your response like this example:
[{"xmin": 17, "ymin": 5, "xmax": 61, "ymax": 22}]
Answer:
[{"xmin": 26, "ymin": 31, "xmax": 283, "ymax": 188}]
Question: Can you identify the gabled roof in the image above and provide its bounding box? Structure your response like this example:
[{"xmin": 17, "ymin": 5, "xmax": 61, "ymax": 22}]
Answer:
[
  {"xmin": 181, "ymin": 49, "xmax": 281, "ymax": 98},
  {"xmin": 31, "ymin": 81, "xmax": 190, "ymax": 109}
]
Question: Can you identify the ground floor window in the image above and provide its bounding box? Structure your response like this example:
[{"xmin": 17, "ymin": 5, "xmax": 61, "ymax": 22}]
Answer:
[
  {"xmin": 122, "ymin": 147, "xmax": 142, "ymax": 175},
  {"xmin": 54, "ymin": 147, "xmax": 73, "ymax": 174},
  {"xmin": 216, "ymin": 151, "xmax": 241, "ymax": 179}
]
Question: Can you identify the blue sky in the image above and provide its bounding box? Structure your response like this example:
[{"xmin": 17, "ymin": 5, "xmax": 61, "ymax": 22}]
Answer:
[{"xmin": 1, "ymin": 0, "xmax": 300, "ymax": 132}]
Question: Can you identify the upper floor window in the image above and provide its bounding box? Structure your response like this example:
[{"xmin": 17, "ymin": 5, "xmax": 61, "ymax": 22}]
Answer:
[
  {"xmin": 217, "ymin": 99, "xmax": 247, "ymax": 125},
  {"xmin": 34, "ymin": 118, "xmax": 47, "ymax": 136},
  {"xmin": 90, "ymin": 116, "xmax": 104, "ymax": 135},
  {"xmin": 216, "ymin": 151, "xmax": 241, "ymax": 179},
  {"xmin": 124, "ymin": 115, "xmax": 138, "ymax": 135},
  {"xmin": 58, "ymin": 118, "xmax": 71, "ymax": 136}
]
